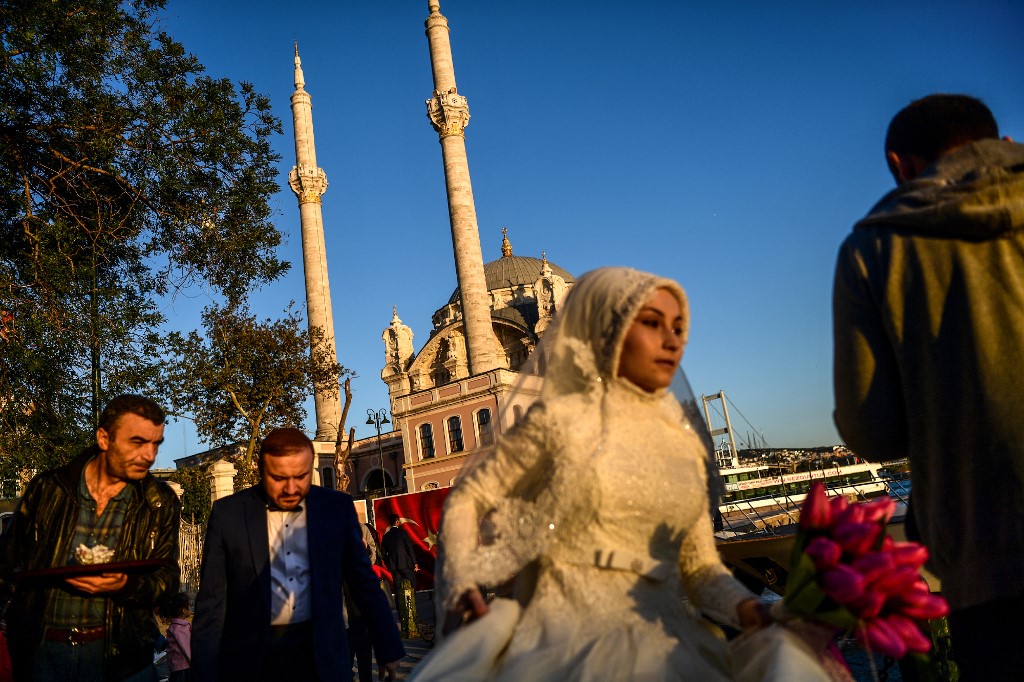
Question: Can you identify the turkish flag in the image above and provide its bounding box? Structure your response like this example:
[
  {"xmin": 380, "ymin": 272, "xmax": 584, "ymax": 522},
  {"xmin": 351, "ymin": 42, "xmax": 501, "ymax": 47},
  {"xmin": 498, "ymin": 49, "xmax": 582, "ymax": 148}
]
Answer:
[{"xmin": 372, "ymin": 487, "xmax": 451, "ymax": 591}]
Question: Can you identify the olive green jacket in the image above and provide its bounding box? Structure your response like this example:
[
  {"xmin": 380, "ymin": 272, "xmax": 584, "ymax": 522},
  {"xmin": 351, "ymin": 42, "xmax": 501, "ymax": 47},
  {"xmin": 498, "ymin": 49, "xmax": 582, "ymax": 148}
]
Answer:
[
  {"xmin": 0, "ymin": 447, "xmax": 181, "ymax": 680},
  {"xmin": 833, "ymin": 138, "xmax": 1024, "ymax": 610}
]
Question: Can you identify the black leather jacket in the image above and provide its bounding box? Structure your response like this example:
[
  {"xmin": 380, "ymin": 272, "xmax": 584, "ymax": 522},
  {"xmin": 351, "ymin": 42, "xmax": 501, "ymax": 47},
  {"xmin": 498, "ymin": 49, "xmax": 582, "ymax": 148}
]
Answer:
[{"xmin": 0, "ymin": 447, "xmax": 181, "ymax": 680}]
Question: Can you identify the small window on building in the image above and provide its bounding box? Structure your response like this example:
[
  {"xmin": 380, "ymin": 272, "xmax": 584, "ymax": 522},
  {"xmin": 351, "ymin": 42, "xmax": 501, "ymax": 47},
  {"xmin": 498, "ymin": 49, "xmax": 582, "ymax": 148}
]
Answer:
[
  {"xmin": 513, "ymin": 405, "xmax": 523, "ymax": 424},
  {"xmin": 422, "ymin": 481, "xmax": 440, "ymax": 491},
  {"xmin": 476, "ymin": 408, "xmax": 494, "ymax": 447},
  {"xmin": 447, "ymin": 416, "xmax": 464, "ymax": 453},
  {"xmin": 322, "ymin": 467, "xmax": 335, "ymax": 490},
  {"xmin": 419, "ymin": 423, "xmax": 435, "ymax": 459}
]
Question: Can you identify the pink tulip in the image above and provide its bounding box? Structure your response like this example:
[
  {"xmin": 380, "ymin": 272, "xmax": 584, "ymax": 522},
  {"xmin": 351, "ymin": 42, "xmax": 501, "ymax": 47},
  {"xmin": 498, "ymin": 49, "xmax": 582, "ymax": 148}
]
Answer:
[
  {"xmin": 860, "ymin": 617, "xmax": 907, "ymax": 659},
  {"xmin": 861, "ymin": 497, "xmax": 897, "ymax": 524},
  {"xmin": 852, "ymin": 551, "xmax": 895, "ymax": 585},
  {"xmin": 800, "ymin": 482, "xmax": 831, "ymax": 530},
  {"xmin": 895, "ymin": 589, "xmax": 949, "ymax": 621},
  {"xmin": 829, "ymin": 494, "xmax": 849, "ymax": 520},
  {"xmin": 834, "ymin": 521, "xmax": 882, "ymax": 556},
  {"xmin": 868, "ymin": 566, "xmax": 920, "ymax": 597},
  {"xmin": 821, "ymin": 564, "xmax": 865, "ymax": 603},
  {"xmin": 847, "ymin": 590, "xmax": 885, "ymax": 619},
  {"xmin": 834, "ymin": 501, "xmax": 866, "ymax": 527},
  {"xmin": 889, "ymin": 541, "xmax": 929, "ymax": 569},
  {"xmin": 805, "ymin": 536, "xmax": 842, "ymax": 569},
  {"xmin": 885, "ymin": 614, "xmax": 933, "ymax": 655}
]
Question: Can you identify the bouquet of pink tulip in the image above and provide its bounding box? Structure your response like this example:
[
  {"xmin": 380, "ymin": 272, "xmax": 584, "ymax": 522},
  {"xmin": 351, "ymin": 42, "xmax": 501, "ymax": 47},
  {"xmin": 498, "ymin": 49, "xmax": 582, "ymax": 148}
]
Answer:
[{"xmin": 780, "ymin": 482, "xmax": 949, "ymax": 659}]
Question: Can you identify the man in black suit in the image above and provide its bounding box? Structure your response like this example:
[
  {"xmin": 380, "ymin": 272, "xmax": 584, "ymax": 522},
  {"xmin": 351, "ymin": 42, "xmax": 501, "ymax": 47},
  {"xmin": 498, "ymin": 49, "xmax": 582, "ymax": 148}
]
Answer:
[
  {"xmin": 380, "ymin": 513, "xmax": 419, "ymax": 637},
  {"xmin": 192, "ymin": 428, "xmax": 404, "ymax": 681}
]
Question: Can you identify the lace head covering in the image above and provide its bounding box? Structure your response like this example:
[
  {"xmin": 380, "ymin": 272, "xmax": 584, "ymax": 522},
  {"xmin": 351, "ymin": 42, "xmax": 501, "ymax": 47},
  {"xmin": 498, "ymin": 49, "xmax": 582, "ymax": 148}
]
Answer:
[
  {"xmin": 437, "ymin": 267, "xmax": 720, "ymax": 607},
  {"xmin": 533, "ymin": 266, "xmax": 689, "ymax": 400},
  {"xmin": 526, "ymin": 266, "xmax": 721, "ymax": 511}
]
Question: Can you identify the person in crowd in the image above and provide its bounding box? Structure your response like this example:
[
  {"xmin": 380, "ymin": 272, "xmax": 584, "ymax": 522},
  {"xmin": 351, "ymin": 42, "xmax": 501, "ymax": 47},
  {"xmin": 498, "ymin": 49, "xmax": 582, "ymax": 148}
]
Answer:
[
  {"xmin": 380, "ymin": 513, "xmax": 419, "ymax": 635},
  {"xmin": 411, "ymin": 267, "xmax": 836, "ymax": 681},
  {"xmin": 833, "ymin": 93, "xmax": 1024, "ymax": 681},
  {"xmin": 192, "ymin": 427, "xmax": 404, "ymax": 681},
  {"xmin": 362, "ymin": 521, "xmax": 380, "ymax": 566},
  {"xmin": 0, "ymin": 394, "xmax": 181, "ymax": 681},
  {"xmin": 160, "ymin": 592, "xmax": 192, "ymax": 682}
]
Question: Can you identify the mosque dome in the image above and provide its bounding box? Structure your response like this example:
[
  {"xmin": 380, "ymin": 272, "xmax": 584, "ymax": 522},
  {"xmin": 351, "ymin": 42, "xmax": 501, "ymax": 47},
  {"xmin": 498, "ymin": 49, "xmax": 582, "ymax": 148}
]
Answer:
[{"xmin": 448, "ymin": 254, "xmax": 574, "ymax": 304}]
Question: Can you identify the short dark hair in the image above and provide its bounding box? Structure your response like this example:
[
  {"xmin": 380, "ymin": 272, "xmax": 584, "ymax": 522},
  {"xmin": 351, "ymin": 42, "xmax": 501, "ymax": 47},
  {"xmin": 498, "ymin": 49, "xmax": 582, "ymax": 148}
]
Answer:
[
  {"xmin": 98, "ymin": 395, "xmax": 165, "ymax": 435},
  {"xmin": 259, "ymin": 428, "xmax": 314, "ymax": 461},
  {"xmin": 388, "ymin": 513, "xmax": 401, "ymax": 526},
  {"xmin": 885, "ymin": 94, "xmax": 999, "ymax": 168},
  {"xmin": 158, "ymin": 591, "xmax": 191, "ymax": 619}
]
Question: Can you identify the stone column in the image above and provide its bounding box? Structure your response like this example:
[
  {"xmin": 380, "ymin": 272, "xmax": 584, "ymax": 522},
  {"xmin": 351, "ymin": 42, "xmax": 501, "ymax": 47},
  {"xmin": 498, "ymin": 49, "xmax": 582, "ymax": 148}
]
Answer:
[
  {"xmin": 209, "ymin": 459, "xmax": 237, "ymax": 504},
  {"xmin": 424, "ymin": 1, "xmax": 499, "ymax": 375},
  {"xmin": 288, "ymin": 44, "xmax": 342, "ymax": 441}
]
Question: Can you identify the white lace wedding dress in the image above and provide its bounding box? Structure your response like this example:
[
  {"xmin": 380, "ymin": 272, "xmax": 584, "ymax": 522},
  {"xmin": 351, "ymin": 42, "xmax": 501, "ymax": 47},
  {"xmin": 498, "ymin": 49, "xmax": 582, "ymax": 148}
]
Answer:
[{"xmin": 410, "ymin": 267, "xmax": 833, "ymax": 681}]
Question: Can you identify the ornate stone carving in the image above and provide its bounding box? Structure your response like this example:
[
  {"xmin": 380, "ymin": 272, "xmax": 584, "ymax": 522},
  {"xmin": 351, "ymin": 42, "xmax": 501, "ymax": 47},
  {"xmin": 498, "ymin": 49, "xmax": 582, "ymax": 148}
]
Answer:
[
  {"xmin": 288, "ymin": 164, "xmax": 328, "ymax": 204},
  {"xmin": 426, "ymin": 87, "xmax": 471, "ymax": 138},
  {"xmin": 382, "ymin": 306, "xmax": 415, "ymax": 371}
]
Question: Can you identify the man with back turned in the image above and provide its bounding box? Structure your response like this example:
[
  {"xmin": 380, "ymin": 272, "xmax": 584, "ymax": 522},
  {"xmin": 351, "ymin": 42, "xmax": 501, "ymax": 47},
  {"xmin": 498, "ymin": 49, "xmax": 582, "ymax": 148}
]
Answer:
[{"xmin": 833, "ymin": 94, "xmax": 1024, "ymax": 680}]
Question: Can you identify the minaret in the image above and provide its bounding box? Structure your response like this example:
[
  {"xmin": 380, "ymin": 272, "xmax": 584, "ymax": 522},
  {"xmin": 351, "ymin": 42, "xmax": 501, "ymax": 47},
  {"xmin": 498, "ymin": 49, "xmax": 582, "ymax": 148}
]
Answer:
[
  {"xmin": 424, "ymin": 0, "xmax": 499, "ymax": 375},
  {"xmin": 287, "ymin": 44, "xmax": 342, "ymax": 441}
]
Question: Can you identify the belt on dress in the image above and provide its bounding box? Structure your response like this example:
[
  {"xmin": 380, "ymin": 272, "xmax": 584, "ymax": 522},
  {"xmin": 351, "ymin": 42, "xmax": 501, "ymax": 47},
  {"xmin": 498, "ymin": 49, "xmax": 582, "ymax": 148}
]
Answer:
[
  {"xmin": 43, "ymin": 625, "xmax": 105, "ymax": 645},
  {"xmin": 579, "ymin": 548, "xmax": 675, "ymax": 582}
]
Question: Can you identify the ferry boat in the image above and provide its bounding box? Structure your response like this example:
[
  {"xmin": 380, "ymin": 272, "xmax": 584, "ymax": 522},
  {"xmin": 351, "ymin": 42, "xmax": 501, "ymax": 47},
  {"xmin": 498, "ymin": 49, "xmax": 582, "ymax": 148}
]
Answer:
[
  {"xmin": 699, "ymin": 391, "xmax": 887, "ymax": 531},
  {"xmin": 717, "ymin": 457, "xmax": 888, "ymax": 529}
]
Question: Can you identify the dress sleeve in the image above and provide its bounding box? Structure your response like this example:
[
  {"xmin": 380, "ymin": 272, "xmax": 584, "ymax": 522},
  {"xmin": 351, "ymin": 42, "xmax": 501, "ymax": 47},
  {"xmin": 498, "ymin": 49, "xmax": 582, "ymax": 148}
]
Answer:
[
  {"xmin": 678, "ymin": 497, "xmax": 757, "ymax": 629},
  {"xmin": 439, "ymin": 404, "xmax": 555, "ymax": 606}
]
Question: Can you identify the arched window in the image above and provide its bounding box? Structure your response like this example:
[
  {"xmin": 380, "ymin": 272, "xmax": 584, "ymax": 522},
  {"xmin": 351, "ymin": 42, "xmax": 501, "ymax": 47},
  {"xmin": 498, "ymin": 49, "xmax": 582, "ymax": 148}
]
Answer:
[
  {"xmin": 419, "ymin": 423, "xmax": 435, "ymax": 459},
  {"xmin": 513, "ymin": 405, "xmax": 524, "ymax": 424},
  {"xmin": 321, "ymin": 467, "xmax": 335, "ymax": 491},
  {"xmin": 475, "ymin": 408, "xmax": 494, "ymax": 447},
  {"xmin": 447, "ymin": 416, "xmax": 464, "ymax": 453}
]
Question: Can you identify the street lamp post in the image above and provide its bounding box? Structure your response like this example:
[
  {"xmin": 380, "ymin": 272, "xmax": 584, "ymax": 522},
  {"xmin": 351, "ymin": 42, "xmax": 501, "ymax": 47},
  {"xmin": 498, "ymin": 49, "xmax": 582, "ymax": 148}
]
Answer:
[{"xmin": 366, "ymin": 408, "xmax": 390, "ymax": 496}]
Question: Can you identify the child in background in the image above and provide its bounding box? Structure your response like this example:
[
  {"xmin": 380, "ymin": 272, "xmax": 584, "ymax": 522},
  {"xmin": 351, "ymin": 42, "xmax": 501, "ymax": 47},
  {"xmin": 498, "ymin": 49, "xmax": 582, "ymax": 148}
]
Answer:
[{"xmin": 160, "ymin": 592, "xmax": 192, "ymax": 682}]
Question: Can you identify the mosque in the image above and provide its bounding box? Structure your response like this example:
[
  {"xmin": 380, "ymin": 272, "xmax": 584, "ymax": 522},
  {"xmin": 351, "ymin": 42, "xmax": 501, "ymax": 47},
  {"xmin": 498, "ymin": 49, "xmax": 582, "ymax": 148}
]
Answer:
[{"xmin": 297, "ymin": 2, "xmax": 576, "ymax": 497}]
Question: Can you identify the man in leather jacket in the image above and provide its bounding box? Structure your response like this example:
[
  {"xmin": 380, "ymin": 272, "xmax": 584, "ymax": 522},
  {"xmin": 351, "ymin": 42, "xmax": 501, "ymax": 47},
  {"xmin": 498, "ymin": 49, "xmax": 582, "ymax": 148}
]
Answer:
[{"xmin": 0, "ymin": 395, "xmax": 181, "ymax": 680}]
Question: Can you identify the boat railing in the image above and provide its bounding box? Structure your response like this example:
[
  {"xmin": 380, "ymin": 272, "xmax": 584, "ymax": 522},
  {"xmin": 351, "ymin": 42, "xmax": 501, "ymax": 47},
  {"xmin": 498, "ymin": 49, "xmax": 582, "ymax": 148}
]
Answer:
[
  {"xmin": 718, "ymin": 498, "xmax": 799, "ymax": 536},
  {"xmin": 717, "ymin": 473, "xmax": 893, "ymax": 539},
  {"xmin": 879, "ymin": 474, "xmax": 911, "ymax": 505}
]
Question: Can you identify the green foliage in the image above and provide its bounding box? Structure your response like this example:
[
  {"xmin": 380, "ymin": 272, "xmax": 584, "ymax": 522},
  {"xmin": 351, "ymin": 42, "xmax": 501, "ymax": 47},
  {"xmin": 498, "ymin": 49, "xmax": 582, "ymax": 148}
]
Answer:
[
  {"xmin": 168, "ymin": 464, "xmax": 212, "ymax": 524},
  {"xmin": 159, "ymin": 302, "xmax": 350, "ymax": 475},
  {"xmin": 0, "ymin": 0, "xmax": 286, "ymax": 471}
]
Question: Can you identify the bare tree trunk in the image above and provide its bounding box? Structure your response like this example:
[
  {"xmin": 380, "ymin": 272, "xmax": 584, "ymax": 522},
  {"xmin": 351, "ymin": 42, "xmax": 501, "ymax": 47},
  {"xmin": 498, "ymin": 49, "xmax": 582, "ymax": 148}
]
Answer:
[
  {"xmin": 335, "ymin": 426, "xmax": 355, "ymax": 492},
  {"xmin": 334, "ymin": 378, "xmax": 354, "ymax": 491}
]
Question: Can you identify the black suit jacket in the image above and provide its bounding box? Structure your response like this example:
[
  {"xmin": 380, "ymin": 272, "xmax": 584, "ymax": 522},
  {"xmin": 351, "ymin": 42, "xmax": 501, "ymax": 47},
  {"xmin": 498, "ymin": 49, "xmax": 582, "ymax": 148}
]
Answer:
[
  {"xmin": 381, "ymin": 525, "xmax": 418, "ymax": 578},
  {"xmin": 192, "ymin": 485, "xmax": 404, "ymax": 681}
]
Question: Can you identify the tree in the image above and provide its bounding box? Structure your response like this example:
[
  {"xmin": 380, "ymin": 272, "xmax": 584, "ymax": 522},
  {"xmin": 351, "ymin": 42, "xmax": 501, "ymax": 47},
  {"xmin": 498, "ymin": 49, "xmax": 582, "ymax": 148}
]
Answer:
[
  {"xmin": 333, "ymin": 377, "xmax": 356, "ymax": 492},
  {"xmin": 0, "ymin": 0, "xmax": 286, "ymax": 470},
  {"xmin": 168, "ymin": 463, "xmax": 212, "ymax": 524},
  {"xmin": 160, "ymin": 303, "xmax": 349, "ymax": 485}
]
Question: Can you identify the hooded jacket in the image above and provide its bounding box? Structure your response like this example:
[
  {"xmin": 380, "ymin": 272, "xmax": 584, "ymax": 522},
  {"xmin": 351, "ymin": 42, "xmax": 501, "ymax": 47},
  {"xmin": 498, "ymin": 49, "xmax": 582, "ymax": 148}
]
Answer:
[
  {"xmin": 0, "ymin": 448, "xmax": 181, "ymax": 680},
  {"xmin": 833, "ymin": 138, "xmax": 1024, "ymax": 610}
]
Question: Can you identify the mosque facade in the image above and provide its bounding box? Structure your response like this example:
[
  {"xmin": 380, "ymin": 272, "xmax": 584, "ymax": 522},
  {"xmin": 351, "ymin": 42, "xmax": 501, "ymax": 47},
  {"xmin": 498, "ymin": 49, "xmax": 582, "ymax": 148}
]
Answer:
[{"xmin": 305, "ymin": 2, "xmax": 576, "ymax": 497}]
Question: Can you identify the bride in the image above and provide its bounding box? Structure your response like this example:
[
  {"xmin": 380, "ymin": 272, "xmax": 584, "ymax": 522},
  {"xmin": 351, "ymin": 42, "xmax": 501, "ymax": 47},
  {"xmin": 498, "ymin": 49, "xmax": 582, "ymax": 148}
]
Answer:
[{"xmin": 411, "ymin": 267, "xmax": 837, "ymax": 681}]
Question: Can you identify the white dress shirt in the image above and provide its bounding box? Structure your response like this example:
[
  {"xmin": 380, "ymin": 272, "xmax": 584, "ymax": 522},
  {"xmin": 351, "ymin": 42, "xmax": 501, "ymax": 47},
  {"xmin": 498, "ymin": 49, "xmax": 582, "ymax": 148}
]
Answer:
[{"xmin": 267, "ymin": 505, "xmax": 311, "ymax": 625}]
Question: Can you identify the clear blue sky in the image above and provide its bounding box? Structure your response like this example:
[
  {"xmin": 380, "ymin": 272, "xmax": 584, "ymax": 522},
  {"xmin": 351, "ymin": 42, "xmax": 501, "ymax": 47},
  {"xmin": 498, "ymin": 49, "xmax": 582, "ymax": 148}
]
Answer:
[{"xmin": 152, "ymin": 0, "xmax": 1024, "ymax": 467}]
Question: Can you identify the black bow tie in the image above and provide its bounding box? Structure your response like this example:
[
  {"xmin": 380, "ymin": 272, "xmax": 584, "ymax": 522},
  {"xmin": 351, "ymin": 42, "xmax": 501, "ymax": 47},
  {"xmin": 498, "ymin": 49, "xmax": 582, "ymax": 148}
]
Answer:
[{"xmin": 267, "ymin": 505, "xmax": 303, "ymax": 513}]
